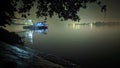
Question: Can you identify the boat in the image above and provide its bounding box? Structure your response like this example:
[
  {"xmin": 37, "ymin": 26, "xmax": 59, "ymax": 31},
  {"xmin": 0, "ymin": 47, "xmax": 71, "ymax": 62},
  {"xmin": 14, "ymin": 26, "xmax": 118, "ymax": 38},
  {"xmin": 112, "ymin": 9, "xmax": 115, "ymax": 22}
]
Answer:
[{"xmin": 23, "ymin": 22, "xmax": 48, "ymax": 30}]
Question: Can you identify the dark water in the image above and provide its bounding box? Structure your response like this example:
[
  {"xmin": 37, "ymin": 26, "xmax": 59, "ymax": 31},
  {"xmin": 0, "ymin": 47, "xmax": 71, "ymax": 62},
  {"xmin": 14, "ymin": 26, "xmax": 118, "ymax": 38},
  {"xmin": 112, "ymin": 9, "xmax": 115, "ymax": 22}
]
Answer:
[{"xmin": 18, "ymin": 23, "xmax": 120, "ymax": 68}]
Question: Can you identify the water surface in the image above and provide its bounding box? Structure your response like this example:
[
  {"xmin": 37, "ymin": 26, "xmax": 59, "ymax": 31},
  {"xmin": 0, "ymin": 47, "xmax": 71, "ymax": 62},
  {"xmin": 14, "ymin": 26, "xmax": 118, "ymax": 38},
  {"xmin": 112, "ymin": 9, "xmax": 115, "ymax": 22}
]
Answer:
[{"xmin": 18, "ymin": 23, "xmax": 120, "ymax": 68}]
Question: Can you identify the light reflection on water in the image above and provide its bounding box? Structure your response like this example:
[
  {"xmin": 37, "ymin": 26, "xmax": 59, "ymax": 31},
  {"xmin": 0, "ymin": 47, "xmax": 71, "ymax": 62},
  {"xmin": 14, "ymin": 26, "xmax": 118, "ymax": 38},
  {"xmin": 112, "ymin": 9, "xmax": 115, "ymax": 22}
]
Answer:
[
  {"xmin": 90, "ymin": 23, "xmax": 93, "ymax": 29},
  {"xmin": 25, "ymin": 31, "xmax": 33, "ymax": 43},
  {"xmin": 72, "ymin": 23, "xmax": 80, "ymax": 30},
  {"xmin": 67, "ymin": 23, "xmax": 94, "ymax": 30},
  {"xmin": 17, "ymin": 29, "xmax": 48, "ymax": 45}
]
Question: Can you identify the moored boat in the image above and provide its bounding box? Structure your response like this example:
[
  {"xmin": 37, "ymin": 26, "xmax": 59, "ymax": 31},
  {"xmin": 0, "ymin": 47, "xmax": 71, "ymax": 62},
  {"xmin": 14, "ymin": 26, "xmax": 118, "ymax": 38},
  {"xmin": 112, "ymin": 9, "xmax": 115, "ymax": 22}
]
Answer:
[{"xmin": 23, "ymin": 22, "xmax": 48, "ymax": 30}]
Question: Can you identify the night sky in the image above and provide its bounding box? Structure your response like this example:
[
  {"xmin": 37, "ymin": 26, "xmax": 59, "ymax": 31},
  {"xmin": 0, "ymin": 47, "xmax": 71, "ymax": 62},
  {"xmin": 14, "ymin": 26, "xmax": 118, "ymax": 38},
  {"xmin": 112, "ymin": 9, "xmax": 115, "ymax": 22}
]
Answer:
[
  {"xmin": 78, "ymin": 0, "xmax": 120, "ymax": 23},
  {"xmin": 15, "ymin": 0, "xmax": 120, "ymax": 23}
]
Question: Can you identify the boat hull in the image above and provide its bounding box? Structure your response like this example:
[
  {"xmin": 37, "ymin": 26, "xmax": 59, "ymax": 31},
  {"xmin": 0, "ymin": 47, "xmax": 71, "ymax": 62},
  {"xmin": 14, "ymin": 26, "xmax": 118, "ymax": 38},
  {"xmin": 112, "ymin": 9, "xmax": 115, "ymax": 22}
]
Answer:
[{"xmin": 23, "ymin": 26, "xmax": 48, "ymax": 30}]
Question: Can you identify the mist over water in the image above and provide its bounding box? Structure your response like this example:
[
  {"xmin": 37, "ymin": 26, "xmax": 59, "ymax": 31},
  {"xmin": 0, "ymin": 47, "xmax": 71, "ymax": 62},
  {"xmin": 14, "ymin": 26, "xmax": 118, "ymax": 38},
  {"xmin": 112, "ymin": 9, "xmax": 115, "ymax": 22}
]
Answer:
[{"xmin": 17, "ymin": 22, "xmax": 120, "ymax": 68}]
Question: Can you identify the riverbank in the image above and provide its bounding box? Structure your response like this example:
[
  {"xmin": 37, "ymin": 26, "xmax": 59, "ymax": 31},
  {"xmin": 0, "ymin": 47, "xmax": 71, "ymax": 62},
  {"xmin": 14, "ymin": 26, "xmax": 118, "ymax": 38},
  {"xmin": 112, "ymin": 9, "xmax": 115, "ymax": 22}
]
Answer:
[{"xmin": 0, "ymin": 41, "xmax": 80, "ymax": 68}]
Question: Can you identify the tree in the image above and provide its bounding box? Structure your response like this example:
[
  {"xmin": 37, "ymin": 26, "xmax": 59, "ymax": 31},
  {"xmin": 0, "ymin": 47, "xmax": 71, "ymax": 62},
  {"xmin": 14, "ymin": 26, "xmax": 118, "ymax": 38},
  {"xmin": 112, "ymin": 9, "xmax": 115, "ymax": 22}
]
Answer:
[{"xmin": 0, "ymin": 0, "xmax": 106, "ymax": 26}]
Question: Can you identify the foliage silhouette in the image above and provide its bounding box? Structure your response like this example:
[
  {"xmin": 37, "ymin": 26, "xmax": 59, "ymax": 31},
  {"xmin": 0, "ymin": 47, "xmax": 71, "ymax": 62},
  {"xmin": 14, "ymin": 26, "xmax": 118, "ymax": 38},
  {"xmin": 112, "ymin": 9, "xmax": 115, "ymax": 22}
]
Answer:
[{"xmin": 0, "ymin": 0, "xmax": 107, "ymax": 26}]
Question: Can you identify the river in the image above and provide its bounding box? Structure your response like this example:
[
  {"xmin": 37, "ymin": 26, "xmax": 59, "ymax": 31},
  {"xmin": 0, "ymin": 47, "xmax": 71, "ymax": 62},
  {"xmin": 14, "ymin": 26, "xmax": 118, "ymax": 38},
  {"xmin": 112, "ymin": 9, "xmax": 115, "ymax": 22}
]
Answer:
[{"xmin": 17, "ymin": 22, "xmax": 120, "ymax": 68}]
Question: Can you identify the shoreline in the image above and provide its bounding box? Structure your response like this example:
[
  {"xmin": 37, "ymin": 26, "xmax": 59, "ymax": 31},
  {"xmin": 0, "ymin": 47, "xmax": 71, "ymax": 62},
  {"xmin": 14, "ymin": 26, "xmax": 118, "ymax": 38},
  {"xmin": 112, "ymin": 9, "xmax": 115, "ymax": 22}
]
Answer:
[{"xmin": 0, "ymin": 41, "xmax": 80, "ymax": 68}]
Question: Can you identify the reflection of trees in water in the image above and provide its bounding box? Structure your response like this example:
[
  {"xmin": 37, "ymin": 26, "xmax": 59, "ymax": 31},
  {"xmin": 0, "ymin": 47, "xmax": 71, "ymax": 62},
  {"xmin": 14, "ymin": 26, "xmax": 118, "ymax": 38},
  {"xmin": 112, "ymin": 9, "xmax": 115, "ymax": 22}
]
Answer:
[
  {"xmin": 17, "ymin": 29, "xmax": 48, "ymax": 45},
  {"xmin": 93, "ymin": 22, "xmax": 120, "ymax": 27}
]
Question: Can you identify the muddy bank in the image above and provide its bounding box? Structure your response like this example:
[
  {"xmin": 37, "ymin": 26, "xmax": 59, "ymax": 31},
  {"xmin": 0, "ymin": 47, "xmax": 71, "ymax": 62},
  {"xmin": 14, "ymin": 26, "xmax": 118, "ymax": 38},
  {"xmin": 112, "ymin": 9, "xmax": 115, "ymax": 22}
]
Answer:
[{"xmin": 0, "ymin": 41, "xmax": 80, "ymax": 68}]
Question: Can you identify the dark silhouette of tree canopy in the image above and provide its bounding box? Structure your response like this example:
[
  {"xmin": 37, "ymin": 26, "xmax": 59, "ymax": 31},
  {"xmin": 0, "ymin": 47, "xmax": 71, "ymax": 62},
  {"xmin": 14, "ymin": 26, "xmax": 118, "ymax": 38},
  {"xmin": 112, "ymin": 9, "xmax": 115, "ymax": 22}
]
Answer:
[{"xmin": 0, "ymin": 0, "xmax": 107, "ymax": 26}]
